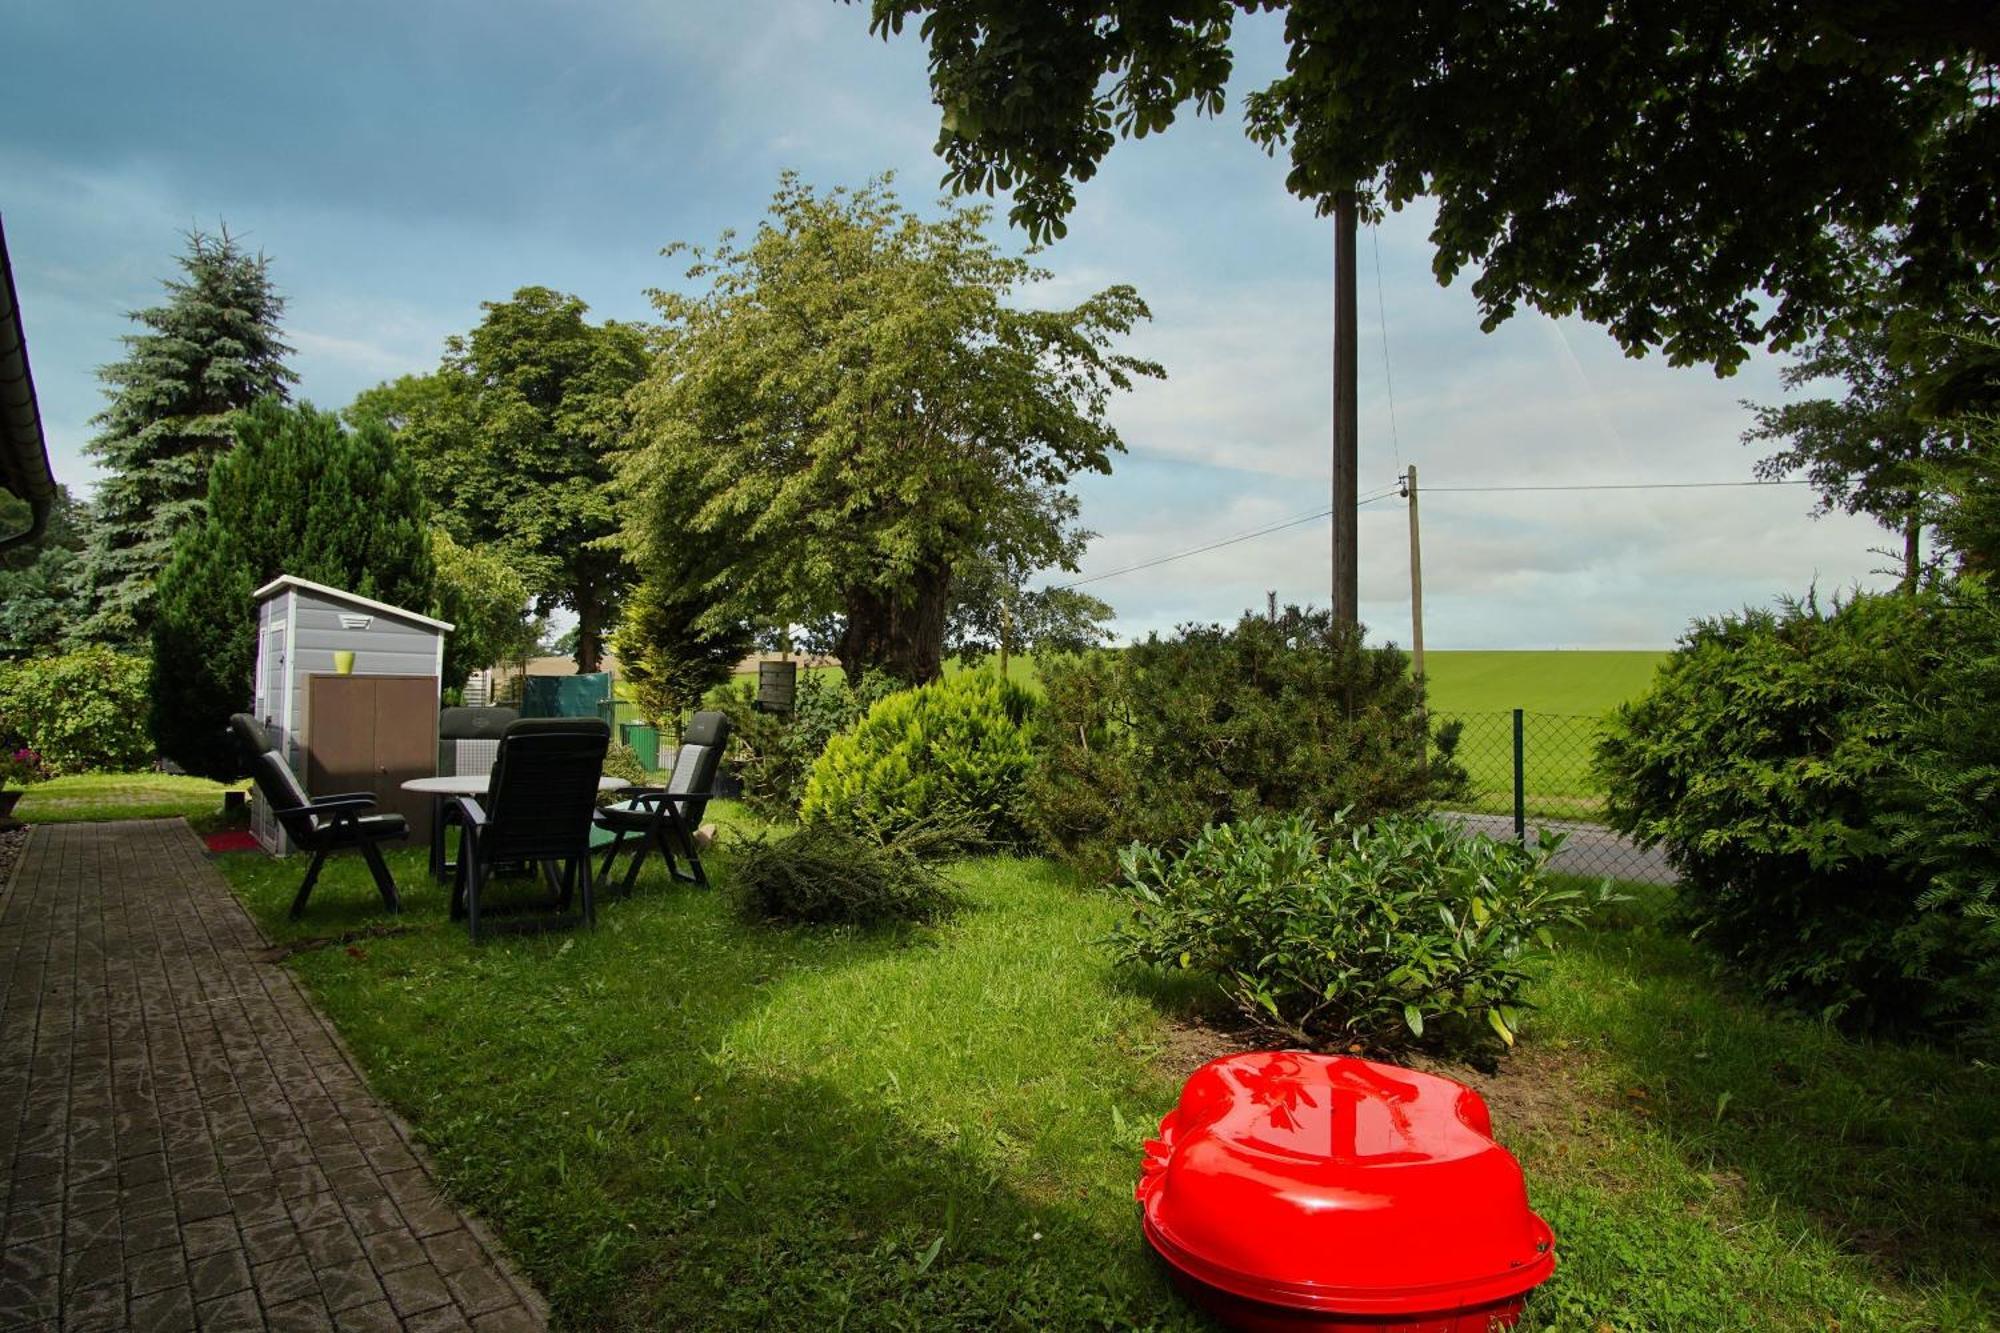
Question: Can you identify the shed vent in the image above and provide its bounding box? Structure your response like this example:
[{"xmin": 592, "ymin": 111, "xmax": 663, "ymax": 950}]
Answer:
[{"xmin": 338, "ymin": 613, "xmax": 373, "ymax": 631}]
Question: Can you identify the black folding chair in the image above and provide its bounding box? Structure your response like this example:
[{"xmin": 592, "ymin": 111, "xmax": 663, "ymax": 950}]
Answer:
[
  {"xmin": 229, "ymin": 714, "xmax": 407, "ymax": 919},
  {"xmin": 451, "ymin": 717, "xmax": 609, "ymax": 942},
  {"xmin": 594, "ymin": 710, "xmax": 732, "ymax": 895}
]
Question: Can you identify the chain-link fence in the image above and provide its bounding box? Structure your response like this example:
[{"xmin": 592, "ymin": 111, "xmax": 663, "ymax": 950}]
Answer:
[{"xmin": 1438, "ymin": 710, "xmax": 1673, "ymax": 885}]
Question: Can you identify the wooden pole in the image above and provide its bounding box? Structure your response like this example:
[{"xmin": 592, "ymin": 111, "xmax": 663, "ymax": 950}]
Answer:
[
  {"xmin": 999, "ymin": 595, "xmax": 1012, "ymax": 681},
  {"xmin": 1267, "ymin": 590, "xmax": 1278, "ymax": 623},
  {"xmin": 1406, "ymin": 464, "xmax": 1425, "ymax": 683},
  {"xmin": 1332, "ymin": 192, "xmax": 1359, "ymax": 624}
]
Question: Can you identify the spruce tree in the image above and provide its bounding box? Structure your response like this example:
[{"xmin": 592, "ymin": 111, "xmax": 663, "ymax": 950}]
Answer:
[
  {"xmin": 150, "ymin": 399, "xmax": 434, "ymax": 779},
  {"xmin": 83, "ymin": 227, "xmax": 294, "ymax": 644}
]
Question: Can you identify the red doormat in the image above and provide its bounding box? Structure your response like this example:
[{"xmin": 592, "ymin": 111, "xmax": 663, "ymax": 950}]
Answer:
[{"xmin": 203, "ymin": 830, "xmax": 262, "ymax": 854}]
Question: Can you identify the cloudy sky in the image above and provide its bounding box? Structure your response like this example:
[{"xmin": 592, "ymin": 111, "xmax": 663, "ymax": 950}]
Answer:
[{"xmin": 2, "ymin": 1, "xmax": 1896, "ymax": 648}]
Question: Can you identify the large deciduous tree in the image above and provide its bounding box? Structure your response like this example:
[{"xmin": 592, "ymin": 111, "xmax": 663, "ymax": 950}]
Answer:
[
  {"xmin": 83, "ymin": 227, "xmax": 294, "ymax": 643},
  {"xmin": 852, "ymin": 0, "xmax": 1998, "ymax": 372},
  {"xmin": 624, "ymin": 174, "xmax": 1159, "ymax": 685},
  {"xmin": 1745, "ymin": 304, "xmax": 1971, "ymax": 591},
  {"xmin": 364, "ymin": 288, "xmax": 647, "ymax": 673},
  {"xmin": 430, "ymin": 529, "xmax": 540, "ymax": 693},
  {"xmin": 150, "ymin": 399, "xmax": 434, "ymax": 779}
]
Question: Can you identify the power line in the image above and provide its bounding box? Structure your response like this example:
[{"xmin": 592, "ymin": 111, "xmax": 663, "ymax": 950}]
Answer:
[
  {"xmin": 1422, "ymin": 479, "xmax": 1813, "ymax": 494},
  {"xmin": 1370, "ymin": 224, "xmax": 1402, "ymax": 469},
  {"xmin": 1051, "ymin": 477, "xmax": 1816, "ymax": 591},
  {"xmin": 1056, "ymin": 491, "xmax": 1394, "ymax": 592}
]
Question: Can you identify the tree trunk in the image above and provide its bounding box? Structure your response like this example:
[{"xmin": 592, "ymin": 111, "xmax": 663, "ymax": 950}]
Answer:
[
  {"xmin": 574, "ymin": 594, "xmax": 603, "ymax": 675},
  {"xmin": 1903, "ymin": 507, "xmax": 1922, "ymax": 594},
  {"xmin": 837, "ymin": 562, "xmax": 953, "ymax": 686}
]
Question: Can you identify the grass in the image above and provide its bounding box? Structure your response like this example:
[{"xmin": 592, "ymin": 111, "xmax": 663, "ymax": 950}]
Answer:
[
  {"xmin": 13, "ymin": 772, "xmax": 246, "ymax": 832},
  {"xmin": 1419, "ymin": 650, "xmax": 1668, "ymax": 717},
  {"xmin": 213, "ymin": 818, "xmax": 1998, "ymax": 1331}
]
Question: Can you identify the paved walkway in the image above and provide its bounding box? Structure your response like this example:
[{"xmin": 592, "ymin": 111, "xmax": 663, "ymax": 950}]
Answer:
[{"xmin": 0, "ymin": 821, "xmax": 549, "ymax": 1332}]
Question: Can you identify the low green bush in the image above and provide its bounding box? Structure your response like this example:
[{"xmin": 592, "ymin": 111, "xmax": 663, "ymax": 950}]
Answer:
[
  {"xmin": 724, "ymin": 823, "xmax": 957, "ymax": 927},
  {"xmin": 0, "ymin": 646, "xmax": 153, "ymax": 776},
  {"xmin": 1109, "ymin": 812, "xmax": 1595, "ymax": 1048},
  {"xmin": 599, "ymin": 742, "xmax": 649, "ymax": 807},
  {"xmin": 800, "ymin": 671, "xmax": 1036, "ymax": 846},
  {"xmin": 1030, "ymin": 607, "xmax": 1467, "ymax": 881}
]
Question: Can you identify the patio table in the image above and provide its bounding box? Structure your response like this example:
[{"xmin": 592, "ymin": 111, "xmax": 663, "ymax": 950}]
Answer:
[{"xmin": 402, "ymin": 773, "xmax": 630, "ymax": 881}]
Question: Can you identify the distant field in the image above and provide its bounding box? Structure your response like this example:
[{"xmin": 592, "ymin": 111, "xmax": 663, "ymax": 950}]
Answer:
[
  {"xmin": 1419, "ymin": 650, "xmax": 1667, "ymax": 717},
  {"xmin": 1419, "ymin": 651, "xmax": 1669, "ymax": 821}
]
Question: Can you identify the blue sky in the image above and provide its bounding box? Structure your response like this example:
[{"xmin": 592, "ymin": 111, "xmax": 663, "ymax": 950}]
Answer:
[{"xmin": 1, "ymin": 1, "xmax": 1895, "ymax": 648}]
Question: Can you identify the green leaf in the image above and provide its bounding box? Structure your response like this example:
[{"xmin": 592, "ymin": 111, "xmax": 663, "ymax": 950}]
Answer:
[
  {"xmin": 1487, "ymin": 1008, "xmax": 1515, "ymax": 1046},
  {"xmin": 1402, "ymin": 1003, "xmax": 1424, "ymax": 1037}
]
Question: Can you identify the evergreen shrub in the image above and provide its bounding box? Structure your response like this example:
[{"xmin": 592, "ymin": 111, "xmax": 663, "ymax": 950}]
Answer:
[
  {"xmin": 799, "ymin": 671, "xmax": 1036, "ymax": 847},
  {"xmin": 1029, "ymin": 607, "xmax": 1467, "ymax": 880},
  {"xmin": 1599, "ymin": 587, "xmax": 2000, "ymax": 1047}
]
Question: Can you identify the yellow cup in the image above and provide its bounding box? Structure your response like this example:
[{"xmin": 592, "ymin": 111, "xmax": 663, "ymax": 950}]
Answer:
[{"xmin": 333, "ymin": 650, "xmax": 355, "ymax": 675}]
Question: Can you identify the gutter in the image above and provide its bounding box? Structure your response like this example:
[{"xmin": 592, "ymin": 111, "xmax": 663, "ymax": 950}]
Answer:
[{"xmin": 0, "ymin": 214, "xmax": 57, "ymax": 551}]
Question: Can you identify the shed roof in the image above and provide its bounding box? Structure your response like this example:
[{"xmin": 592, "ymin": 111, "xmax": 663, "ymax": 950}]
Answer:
[{"xmin": 254, "ymin": 574, "xmax": 455, "ymax": 632}]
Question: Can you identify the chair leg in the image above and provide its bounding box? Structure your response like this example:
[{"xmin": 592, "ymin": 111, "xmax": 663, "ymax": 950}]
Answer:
[
  {"xmin": 621, "ymin": 839, "xmax": 648, "ymax": 896},
  {"xmin": 358, "ymin": 838, "xmax": 401, "ymax": 913},
  {"xmin": 579, "ymin": 850, "xmax": 596, "ymax": 929},
  {"xmin": 290, "ymin": 849, "xmax": 329, "ymax": 919},
  {"xmin": 465, "ymin": 857, "xmax": 483, "ymax": 943}
]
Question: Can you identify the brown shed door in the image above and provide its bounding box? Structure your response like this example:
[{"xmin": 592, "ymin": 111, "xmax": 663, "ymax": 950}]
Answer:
[{"xmin": 306, "ymin": 675, "xmax": 438, "ymax": 845}]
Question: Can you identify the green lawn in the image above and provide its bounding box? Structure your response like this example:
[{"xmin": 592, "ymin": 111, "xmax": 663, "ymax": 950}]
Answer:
[
  {"xmin": 13, "ymin": 772, "xmax": 246, "ymax": 831},
  {"xmin": 214, "ymin": 821, "xmax": 1997, "ymax": 1331}
]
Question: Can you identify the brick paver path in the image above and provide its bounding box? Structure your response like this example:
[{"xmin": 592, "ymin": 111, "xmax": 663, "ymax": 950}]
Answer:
[{"xmin": 0, "ymin": 821, "xmax": 549, "ymax": 1332}]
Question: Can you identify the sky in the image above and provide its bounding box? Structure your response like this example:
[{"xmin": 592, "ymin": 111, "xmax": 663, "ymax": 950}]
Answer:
[{"xmin": 0, "ymin": 0, "xmax": 1898, "ymax": 649}]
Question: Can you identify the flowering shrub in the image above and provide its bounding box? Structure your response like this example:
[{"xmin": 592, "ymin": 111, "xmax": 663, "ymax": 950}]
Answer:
[{"xmin": 0, "ymin": 747, "xmax": 49, "ymax": 786}]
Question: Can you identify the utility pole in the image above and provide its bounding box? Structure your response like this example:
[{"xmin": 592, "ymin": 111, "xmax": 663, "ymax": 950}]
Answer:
[
  {"xmin": 1403, "ymin": 464, "xmax": 1425, "ymax": 682},
  {"xmin": 998, "ymin": 595, "xmax": 1012, "ymax": 681},
  {"xmin": 1332, "ymin": 191, "xmax": 1359, "ymax": 624},
  {"xmin": 1267, "ymin": 590, "xmax": 1277, "ymax": 623}
]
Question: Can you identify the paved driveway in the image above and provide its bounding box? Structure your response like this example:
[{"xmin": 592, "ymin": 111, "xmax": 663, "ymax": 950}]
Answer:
[{"xmin": 0, "ymin": 820, "xmax": 548, "ymax": 1332}]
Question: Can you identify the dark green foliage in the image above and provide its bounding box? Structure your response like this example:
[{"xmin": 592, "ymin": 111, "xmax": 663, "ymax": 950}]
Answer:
[
  {"xmin": 1873, "ymin": 580, "xmax": 2000, "ymax": 1051},
  {"xmin": 0, "ymin": 486, "xmax": 91, "ymax": 656},
  {"xmin": 613, "ymin": 576, "xmax": 753, "ymax": 727},
  {"xmin": 724, "ymin": 822, "xmax": 956, "ymax": 927},
  {"xmin": 859, "ymin": 1, "xmax": 1997, "ymax": 370},
  {"xmin": 82, "ymin": 228, "xmax": 295, "ymax": 643},
  {"xmin": 150, "ymin": 399, "xmax": 435, "ymax": 779},
  {"xmin": 0, "ymin": 646, "xmax": 153, "ymax": 775},
  {"xmin": 800, "ymin": 671, "xmax": 1037, "ymax": 848},
  {"xmin": 1109, "ymin": 813, "xmax": 1594, "ymax": 1048},
  {"xmin": 372, "ymin": 288, "xmax": 647, "ymax": 673},
  {"xmin": 715, "ymin": 669, "xmax": 899, "ymax": 819},
  {"xmin": 1598, "ymin": 589, "xmax": 2000, "ymax": 1047},
  {"xmin": 1029, "ymin": 608, "xmax": 1467, "ymax": 881}
]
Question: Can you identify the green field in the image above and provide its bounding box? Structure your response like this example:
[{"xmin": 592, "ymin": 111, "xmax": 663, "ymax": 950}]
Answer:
[
  {"xmin": 1419, "ymin": 652, "xmax": 1667, "ymax": 821},
  {"xmin": 1420, "ymin": 650, "xmax": 1667, "ymax": 718},
  {"xmin": 12, "ymin": 772, "xmax": 246, "ymax": 832}
]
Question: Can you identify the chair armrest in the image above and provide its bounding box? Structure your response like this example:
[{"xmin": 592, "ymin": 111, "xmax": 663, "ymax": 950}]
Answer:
[
  {"xmin": 452, "ymin": 795, "xmax": 489, "ymax": 828},
  {"xmin": 305, "ymin": 794, "xmax": 378, "ymax": 815}
]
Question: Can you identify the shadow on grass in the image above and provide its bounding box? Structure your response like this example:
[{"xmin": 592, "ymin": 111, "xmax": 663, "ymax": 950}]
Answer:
[
  {"xmin": 217, "ymin": 844, "xmax": 1207, "ymax": 1330},
  {"xmin": 1556, "ymin": 915, "xmax": 2000, "ymax": 1311}
]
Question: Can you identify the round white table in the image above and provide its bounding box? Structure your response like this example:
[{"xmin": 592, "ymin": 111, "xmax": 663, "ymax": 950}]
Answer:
[{"xmin": 402, "ymin": 774, "xmax": 630, "ymax": 879}]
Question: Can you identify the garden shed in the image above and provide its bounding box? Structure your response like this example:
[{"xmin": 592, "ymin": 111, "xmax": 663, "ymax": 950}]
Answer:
[{"xmin": 249, "ymin": 575, "xmax": 453, "ymax": 854}]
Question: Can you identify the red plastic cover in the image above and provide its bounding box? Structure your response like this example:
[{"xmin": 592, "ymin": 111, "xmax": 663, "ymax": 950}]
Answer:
[{"xmin": 1137, "ymin": 1052, "xmax": 1555, "ymax": 1316}]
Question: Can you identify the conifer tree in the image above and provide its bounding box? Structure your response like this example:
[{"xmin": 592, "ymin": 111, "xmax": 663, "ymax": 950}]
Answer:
[
  {"xmin": 83, "ymin": 227, "xmax": 294, "ymax": 644},
  {"xmin": 150, "ymin": 399, "xmax": 434, "ymax": 778}
]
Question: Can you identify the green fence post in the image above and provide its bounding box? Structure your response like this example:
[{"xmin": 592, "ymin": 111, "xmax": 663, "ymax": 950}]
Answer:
[{"xmin": 1512, "ymin": 708, "xmax": 1526, "ymax": 845}]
